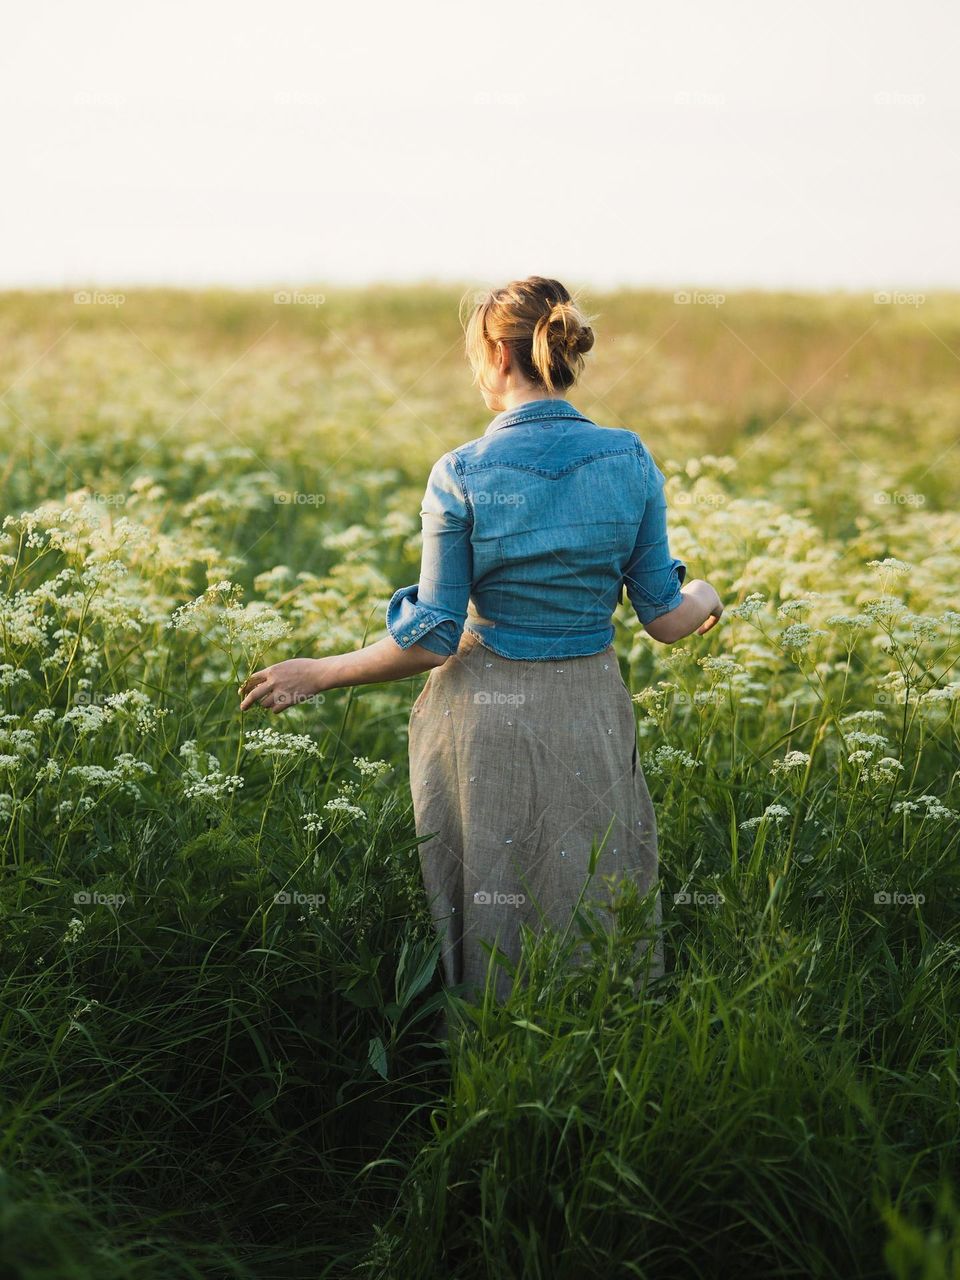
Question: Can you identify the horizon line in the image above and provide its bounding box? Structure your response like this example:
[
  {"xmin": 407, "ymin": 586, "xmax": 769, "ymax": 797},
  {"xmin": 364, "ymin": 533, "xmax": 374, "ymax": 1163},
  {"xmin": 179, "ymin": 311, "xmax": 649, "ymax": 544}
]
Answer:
[{"xmin": 0, "ymin": 279, "xmax": 955, "ymax": 298}]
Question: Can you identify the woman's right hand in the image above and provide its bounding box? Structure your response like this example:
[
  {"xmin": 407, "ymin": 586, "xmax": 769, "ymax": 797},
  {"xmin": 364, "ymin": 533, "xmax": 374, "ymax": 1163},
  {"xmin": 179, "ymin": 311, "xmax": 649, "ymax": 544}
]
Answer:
[{"xmin": 693, "ymin": 582, "xmax": 724, "ymax": 634}]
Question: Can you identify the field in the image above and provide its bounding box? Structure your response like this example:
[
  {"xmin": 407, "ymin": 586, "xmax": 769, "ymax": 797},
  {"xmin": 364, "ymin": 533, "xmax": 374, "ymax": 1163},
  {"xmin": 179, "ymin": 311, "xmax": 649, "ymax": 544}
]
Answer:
[{"xmin": 0, "ymin": 286, "xmax": 958, "ymax": 1279}]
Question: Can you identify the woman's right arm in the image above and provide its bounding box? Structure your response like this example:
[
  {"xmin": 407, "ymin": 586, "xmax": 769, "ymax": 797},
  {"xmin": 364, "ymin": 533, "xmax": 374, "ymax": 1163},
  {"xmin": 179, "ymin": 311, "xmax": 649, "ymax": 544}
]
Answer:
[
  {"xmin": 622, "ymin": 441, "xmax": 723, "ymax": 644},
  {"xmin": 642, "ymin": 579, "xmax": 723, "ymax": 643}
]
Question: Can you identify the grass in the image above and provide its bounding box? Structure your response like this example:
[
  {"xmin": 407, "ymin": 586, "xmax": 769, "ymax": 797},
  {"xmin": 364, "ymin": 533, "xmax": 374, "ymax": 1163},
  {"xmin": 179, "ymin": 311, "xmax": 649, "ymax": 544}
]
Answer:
[{"xmin": 0, "ymin": 285, "xmax": 958, "ymax": 1278}]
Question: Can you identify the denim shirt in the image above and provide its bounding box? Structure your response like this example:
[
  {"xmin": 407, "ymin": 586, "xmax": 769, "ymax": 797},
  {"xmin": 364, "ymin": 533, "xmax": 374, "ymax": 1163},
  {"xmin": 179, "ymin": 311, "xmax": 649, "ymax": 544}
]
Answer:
[{"xmin": 386, "ymin": 398, "xmax": 687, "ymax": 661}]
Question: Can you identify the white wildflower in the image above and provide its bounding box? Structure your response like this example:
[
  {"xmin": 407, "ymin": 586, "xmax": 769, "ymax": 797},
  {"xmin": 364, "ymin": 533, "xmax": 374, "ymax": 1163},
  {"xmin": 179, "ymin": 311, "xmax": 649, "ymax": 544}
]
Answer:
[
  {"xmin": 728, "ymin": 592, "xmax": 766, "ymax": 620},
  {"xmin": 740, "ymin": 803, "xmax": 791, "ymax": 831},
  {"xmin": 892, "ymin": 795, "xmax": 956, "ymax": 822},
  {"xmin": 62, "ymin": 703, "xmax": 114, "ymax": 735},
  {"xmin": 353, "ymin": 756, "xmax": 391, "ymax": 781},
  {"xmin": 778, "ymin": 623, "xmax": 826, "ymax": 651},
  {"xmin": 243, "ymin": 728, "xmax": 322, "ymax": 760},
  {"xmin": 641, "ymin": 746, "xmax": 700, "ymax": 777},
  {"xmin": 863, "ymin": 598, "xmax": 908, "ymax": 623},
  {"xmin": 0, "ymin": 665, "xmax": 32, "ymax": 690},
  {"xmin": 698, "ymin": 656, "xmax": 745, "ymax": 679},
  {"xmin": 920, "ymin": 683, "xmax": 960, "ymax": 706},
  {"xmin": 869, "ymin": 758, "xmax": 904, "ymax": 782},
  {"xmin": 845, "ymin": 731, "xmax": 889, "ymax": 753},
  {"xmin": 777, "ymin": 599, "xmax": 817, "ymax": 619},
  {"xmin": 631, "ymin": 682, "xmax": 678, "ymax": 715},
  {"xmin": 770, "ymin": 750, "xmax": 811, "ymax": 775},
  {"xmin": 323, "ymin": 796, "xmax": 366, "ymax": 821},
  {"xmin": 867, "ymin": 557, "xmax": 911, "ymax": 575},
  {"xmin": 827, "ymin": 613, "xmax": 872, "ymax": 630},
  {"xmin": 63, "ymin": 916, "xmax": 86, "ymax": 944},
  {"xmin": 180, "ymin": 739, "xmax": 244, "ymax": 800}
]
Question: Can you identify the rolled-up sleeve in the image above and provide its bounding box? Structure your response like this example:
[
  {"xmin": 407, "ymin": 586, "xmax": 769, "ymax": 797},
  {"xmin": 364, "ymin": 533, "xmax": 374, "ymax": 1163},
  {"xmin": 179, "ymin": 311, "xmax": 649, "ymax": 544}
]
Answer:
[
  {"xmin": 623, "ymin": 447, "xmax": 687, "ymax": 625},
  {"xmin": 386, "ymin": 452, "xmax": 473, "ymax": 657}
]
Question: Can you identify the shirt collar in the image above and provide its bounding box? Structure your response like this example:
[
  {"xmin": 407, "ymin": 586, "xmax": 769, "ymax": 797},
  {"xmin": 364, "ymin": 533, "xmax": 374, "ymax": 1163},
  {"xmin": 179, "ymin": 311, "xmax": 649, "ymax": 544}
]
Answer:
[{"xmin": 482, "ymin": 398, "xmax": 590, "ymax": 436}]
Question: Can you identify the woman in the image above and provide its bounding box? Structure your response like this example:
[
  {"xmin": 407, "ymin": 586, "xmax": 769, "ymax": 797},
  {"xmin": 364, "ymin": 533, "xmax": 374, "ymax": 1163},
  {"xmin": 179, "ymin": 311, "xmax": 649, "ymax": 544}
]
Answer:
[{"xmin": 239, "ymin": 276, "xmax": 723, "ymax": 1007}]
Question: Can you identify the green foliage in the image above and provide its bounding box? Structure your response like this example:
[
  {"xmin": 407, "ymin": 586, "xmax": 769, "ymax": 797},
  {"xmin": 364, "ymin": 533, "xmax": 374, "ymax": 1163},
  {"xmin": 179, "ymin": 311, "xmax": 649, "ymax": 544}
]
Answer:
[{"xmin": 0, "ymin": 286, "xmax": 958, "ymax": 1277}]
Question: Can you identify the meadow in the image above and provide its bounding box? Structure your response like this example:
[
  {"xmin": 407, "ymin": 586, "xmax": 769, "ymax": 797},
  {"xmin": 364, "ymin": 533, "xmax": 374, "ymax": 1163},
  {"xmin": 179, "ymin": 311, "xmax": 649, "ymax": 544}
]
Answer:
[{"xmin": 0, "ymin": 285, "xmax": 958, "ymax": 1278}]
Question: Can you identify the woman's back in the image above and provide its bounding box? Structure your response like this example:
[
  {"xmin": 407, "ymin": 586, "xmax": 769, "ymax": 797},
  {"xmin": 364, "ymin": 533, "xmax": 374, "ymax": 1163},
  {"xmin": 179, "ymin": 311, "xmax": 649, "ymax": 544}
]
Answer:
[{"xmin": 388, "ymin": 397, "xmax": 687, "ymax": 662}]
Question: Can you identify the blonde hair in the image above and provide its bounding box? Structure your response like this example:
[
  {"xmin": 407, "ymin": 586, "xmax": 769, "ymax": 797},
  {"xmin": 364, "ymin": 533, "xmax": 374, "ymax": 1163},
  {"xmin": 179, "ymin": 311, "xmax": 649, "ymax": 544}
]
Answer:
[{"xmin": 460, "ymin": 276, "xmax": 596, "ymax": 395}]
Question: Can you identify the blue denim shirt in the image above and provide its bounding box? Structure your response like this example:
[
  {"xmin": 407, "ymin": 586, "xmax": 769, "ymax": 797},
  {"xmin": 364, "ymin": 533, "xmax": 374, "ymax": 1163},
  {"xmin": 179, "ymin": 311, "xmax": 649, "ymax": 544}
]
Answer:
[{"xmin": 386, "ymin": 398, "xmax": 686, "ymax": 661}]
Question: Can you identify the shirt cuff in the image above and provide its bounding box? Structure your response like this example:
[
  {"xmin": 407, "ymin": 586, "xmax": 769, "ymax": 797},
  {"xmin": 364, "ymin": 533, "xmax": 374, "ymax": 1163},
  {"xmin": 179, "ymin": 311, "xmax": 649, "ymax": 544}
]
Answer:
[
  {"xmin": 386, "ymin": 584, "xmax": 463, "ymax": 657},
  {"xmin": 632, "ymin": 558, "xmax": 687, "ymax": 623}
]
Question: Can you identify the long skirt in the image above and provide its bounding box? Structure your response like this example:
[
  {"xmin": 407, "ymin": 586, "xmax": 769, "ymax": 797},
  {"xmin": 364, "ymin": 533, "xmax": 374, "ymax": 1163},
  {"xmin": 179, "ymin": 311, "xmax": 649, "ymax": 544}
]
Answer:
[{"xmin": 408, "ymin": 628, "xmax": 664, "ymax": 1004}]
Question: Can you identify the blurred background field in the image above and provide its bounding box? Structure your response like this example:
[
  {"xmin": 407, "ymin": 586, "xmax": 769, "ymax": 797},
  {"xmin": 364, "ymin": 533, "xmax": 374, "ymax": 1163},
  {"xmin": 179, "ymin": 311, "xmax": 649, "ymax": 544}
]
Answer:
[{"xmin": 0, "ymin": 287, "xmax": 958, "ymax": 1278}]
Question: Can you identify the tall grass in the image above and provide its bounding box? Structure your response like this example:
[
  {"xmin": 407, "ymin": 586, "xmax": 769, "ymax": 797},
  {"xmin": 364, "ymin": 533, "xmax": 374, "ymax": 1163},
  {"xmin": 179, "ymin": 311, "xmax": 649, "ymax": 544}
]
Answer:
[{"xmin": 0, "ymin": 287, "xmax": 958, "ymax": 1277}]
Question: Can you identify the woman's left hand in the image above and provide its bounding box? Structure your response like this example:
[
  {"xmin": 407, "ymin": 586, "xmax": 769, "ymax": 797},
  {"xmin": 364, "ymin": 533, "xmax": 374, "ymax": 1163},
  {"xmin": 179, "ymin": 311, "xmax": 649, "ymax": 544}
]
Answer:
[{"xmin": 239, "ymin": 658, "xmax": 327, "ymax": 714}]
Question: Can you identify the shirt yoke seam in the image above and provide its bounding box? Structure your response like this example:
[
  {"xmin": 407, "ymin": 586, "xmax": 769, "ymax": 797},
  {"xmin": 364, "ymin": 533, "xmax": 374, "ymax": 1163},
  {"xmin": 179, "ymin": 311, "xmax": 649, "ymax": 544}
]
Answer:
[{"xmin": 460, "ymin": 447, "xmax": 636, "ymax": 480}]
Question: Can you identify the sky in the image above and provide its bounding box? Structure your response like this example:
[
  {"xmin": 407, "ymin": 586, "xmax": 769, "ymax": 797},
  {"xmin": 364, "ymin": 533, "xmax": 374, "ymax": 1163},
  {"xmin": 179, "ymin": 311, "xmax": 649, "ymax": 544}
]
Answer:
[{"xmin": 2, "ymin": 0, "xmax": 958, "ymax": 291}]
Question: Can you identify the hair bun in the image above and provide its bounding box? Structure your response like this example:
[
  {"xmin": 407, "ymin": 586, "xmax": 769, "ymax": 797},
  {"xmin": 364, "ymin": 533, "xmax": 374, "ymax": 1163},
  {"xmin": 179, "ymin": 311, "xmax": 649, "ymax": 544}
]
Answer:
[{"xmin": 547, "ymin": 301, "xmax": 595, "ymax": 357}]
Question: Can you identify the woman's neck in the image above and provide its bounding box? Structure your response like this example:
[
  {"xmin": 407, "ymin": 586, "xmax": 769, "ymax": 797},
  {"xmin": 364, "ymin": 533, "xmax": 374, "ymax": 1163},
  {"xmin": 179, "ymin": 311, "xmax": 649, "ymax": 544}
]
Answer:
[{"xmin": 497, "ymin": 389, "xmax": 567, "ymax": 412}]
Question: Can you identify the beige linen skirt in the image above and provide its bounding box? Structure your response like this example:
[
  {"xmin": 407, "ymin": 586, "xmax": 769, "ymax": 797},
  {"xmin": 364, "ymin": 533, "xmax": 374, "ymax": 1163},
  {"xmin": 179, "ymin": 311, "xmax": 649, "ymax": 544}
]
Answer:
[{"xmin": 408, "ymin": 628, "xmax": 664, "ymax": 1004}]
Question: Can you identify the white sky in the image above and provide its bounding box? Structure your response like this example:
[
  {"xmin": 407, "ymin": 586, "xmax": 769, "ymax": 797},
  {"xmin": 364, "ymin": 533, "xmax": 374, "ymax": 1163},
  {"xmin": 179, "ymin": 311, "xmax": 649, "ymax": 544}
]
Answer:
[{"xmin": 2, "ymin": 0, "xmax": 958, "ymax": 290}]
